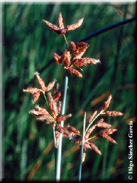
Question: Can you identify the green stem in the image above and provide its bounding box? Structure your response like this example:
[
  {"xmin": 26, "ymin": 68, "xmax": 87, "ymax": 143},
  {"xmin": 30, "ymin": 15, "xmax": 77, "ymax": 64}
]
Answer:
[
  {"xmin": 63, "ymin": 35, "xmax": 69, "ymax": 46},
  {"xmin": 78, "ymin": 112, "xmax": 86, "ymax": 181},
  {"xmin": 56, "ymin": 71, "xmax": 69, "ymax": 181}
]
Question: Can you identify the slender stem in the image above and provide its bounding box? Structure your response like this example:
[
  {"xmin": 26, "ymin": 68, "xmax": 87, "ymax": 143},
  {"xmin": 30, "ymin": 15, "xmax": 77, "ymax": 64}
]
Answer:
[
  {"xmin": 78, "ymin": 112, "xmax": 86, "ymax": 181},
  {"xmin": 56, "ymin": 71, "xmax": 69, "ymax": 181},
  {"xmin": 76, "ymin": 16, "xmax": 136, "ymax": 43},
  {"xmin": 63, "ymin": 34, "xmax": 69, "ymax": 45}
]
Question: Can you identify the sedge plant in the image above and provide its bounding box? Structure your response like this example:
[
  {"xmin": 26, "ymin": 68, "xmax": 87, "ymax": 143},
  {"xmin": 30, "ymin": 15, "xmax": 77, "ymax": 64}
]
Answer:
[{"xmin": 23, "ymin": 12, "xmax": 124, "ymax": 181}]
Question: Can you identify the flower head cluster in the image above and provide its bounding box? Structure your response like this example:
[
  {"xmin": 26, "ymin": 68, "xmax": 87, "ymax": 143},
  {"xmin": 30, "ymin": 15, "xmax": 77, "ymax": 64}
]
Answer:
[
  {"xmin": 23, "ymin": 72, "xmax": 56, "ymax": 103},
  {"xmin": 65, "ymin": 94, "xmax": 123, "ymax": 163},
  {"xmin": 52, "ymin": 41, "xmax": 101, "ymax": 78},
  {"xmin": 23, "ymin": 72, "xmax": 72, "ymax": 130},
  {"xmin": 43, "ymin": 12, "xmax": 84, "ymax": 35},
  {"xmin": 43, "ymin": 12, "xmax": 100, "ymax": 78}
]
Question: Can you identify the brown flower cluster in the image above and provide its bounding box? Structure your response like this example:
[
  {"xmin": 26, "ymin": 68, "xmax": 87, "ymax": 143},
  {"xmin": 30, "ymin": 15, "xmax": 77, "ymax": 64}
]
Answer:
[
  {"xmin": 43, "ymin": 12, "xmax": 100, "ymax": 78},
  {"xmin": 23, "ymin": 72, "xmax": 56, "ymax": 103},
  {"xmin": 52, "ymin": 41, "xmax": 101, "ymax": 78},
  {"xmin": 23, "ymin": 72, "xmax": 72, "ymax": 133},
  {"xmin": 43, "ymin": 12, "xmax": 84, "ymax": 35},
  {"xmin": 81, "ymin": 94, "xmax": 123, "ymax": 163}
]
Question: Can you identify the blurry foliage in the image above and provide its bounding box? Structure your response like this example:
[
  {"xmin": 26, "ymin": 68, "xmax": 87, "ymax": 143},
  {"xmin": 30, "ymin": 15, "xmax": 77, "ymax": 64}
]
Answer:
[{"xmin": 3, "ymin": 2, "xmax": 136, "ymax": 181}]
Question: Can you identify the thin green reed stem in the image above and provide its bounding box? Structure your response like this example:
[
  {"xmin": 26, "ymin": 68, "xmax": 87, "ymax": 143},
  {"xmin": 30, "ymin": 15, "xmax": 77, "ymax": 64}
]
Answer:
[
  {"xmin": 78, "ymin": 112, "xmax": 86, "ymax": 181},
  {"xmin": 56, "ymin": 71, "xmax": 69, "ymax": 181}
]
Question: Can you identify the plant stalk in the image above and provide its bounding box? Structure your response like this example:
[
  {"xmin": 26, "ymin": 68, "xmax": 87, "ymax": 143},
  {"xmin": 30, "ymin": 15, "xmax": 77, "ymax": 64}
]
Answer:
[
  {"xmin": 78, "ymin": 112, "xmax": 86, "ymax": 181},
  {"xmin": 55, "ymin": 70, "xmax": 69, "ymax": 181}
]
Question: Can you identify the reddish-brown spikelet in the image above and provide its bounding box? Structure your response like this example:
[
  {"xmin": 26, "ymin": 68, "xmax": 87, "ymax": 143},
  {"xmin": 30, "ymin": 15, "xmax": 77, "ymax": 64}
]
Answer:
[
  {"xmin": 69, "ymin": 41, "xmax": 76, "ymax": 51},
  {"xmin": 85, "ymin": 124, "xmax": 96, "ymax": 139},
  {"xmin": 100, "ymin": 128, "xmax": 117, "ymax": 144},
  {"xmin": 32, "ymin": 91, "xmax": 40, "ymax": 103},
  {"xmin": 56, "ymin": 114, "xmax": 72, "ymax": 122},
  {"xmin": 36, "ymin": 115, "xmax": 53, "ymax": 122},
  {"xmin": 35, "ymin": 105, "xmax": 49, "ymax": 114},
  {"xmin": 52, "ymin": 53, "xmax": 62, "ymax": 65},
  {"xmin": 74, "ymin": 58, "xmax": 101, "ymax": 67},
  {"xmin": 53, "ymin": 91, "xmax": 63, "ymax": 102},
  {"xmin": 56, "ymin": 124, "xmax": 70, "ymax": 136},
  {"xmin": 105, "ymin": 111, "xmax": 124, "ymax": 116},
  {"xmin": 73, "ymin": 42, "xmax": 89, "ymax": 59},
  {"xmin": 101, "ymin": 94, "xmax": 112, "ymax": 113},
  {"xmin": 23, "ymin": 87, "xmax": 39, "ymax": 94},
  {"xmin": 96, "ymin": 121, "xmax": 112, "ymax": 128},
  {"xmin": 90, "ymin": 142, "xmax": 102, "ymax": 155},
  {"xmin": 66, "ymin": 17, "xmax": 84, "ymax": 31},
  {"xmin": 44, "ymin": 79, "xmax": 56, "ymax": 92},
  {"xmin": 88, "ymin": 110, "xmax": 98, "ymax": 124},
  {"xmin": 65, "ymin": 51, "xmax": 71, "ymax": 68},
  {"xmin": 58, "ymin": 12, "xmax": 64, "ymax": 29},
  {"xmin": 53, "ymin": 83, "xmax": 59, "ymax": 96},
  {"xmin": 96, "ymin": 118, "xmax": 112, "ymax": 128},
  {"xmin": 61, "ymin": 49, "xmax": 68, "ymax": 63},
  {"xmin": 67, "ymin": 124, "xmax": 80, "ymax": 134},
  {"xmin": 67, "ymin": 67, "xmax": 83, "ymax": 78},
  {"xmin": 42, "ymin": 20, "xmax": 60, "ymax": 32},
  {"xmin": 57, "ymin": 101, "xmax": 62, "ymax": 115},
  {"xmin": 34, "ymin": 72, "xmax": 46, "ymax": 91},
  {"xmin": 55, "ymin": 131, "xmax": 60, "ymax": 148},
  {"xmin": 48, "ymin": 92, "xmax": 58, "ymax": 119}
]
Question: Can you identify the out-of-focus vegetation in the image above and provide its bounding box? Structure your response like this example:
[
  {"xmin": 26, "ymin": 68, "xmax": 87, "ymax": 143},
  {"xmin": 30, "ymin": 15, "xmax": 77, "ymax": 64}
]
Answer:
[{"xmin": 3, "ymin": 3, "xmax": 136, "ymax": 181}]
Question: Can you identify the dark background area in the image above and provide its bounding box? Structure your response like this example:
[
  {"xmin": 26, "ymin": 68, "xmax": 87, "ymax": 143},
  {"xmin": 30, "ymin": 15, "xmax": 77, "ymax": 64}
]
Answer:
[{"xmin": 3, "ymin": 2, "xmax": 136, "ymax": 181}]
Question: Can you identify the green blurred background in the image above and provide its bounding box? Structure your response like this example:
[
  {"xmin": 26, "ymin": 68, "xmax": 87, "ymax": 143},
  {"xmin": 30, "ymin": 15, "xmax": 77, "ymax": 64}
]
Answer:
[{"xmin": 3, "ymin": 2, "xmax": 136, "ymax": 181}]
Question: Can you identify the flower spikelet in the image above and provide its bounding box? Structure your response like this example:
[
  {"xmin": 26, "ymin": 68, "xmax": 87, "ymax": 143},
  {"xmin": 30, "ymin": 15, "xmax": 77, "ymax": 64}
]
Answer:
[
  {"xmin": 88, "ymin": 110, "xmax": 98, "ymax": 124},
  {"xmin": 100, "ymin": 94, "xmax": 112, "ymax": 113},
  {"xmin": 105, "ymin": 111, "xmax": 124, "ymax": 116},
  {"xmin": 66, "ymin": 17, "xmax": 84, "ymax": 31},
  {"xmin": 67, "ymin": 67, "xmax": 83, "ymax": 78},
  {"xmin": 99, "ymin": 128, "xmax": 117, "ymax": 144},
  {"xmin": 34, "ymin": 72, "xmax": 46, "ymax": 91},
  {"xmin": 43, "ymin": 12, "xmax": 84, "ymax": 35}
]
